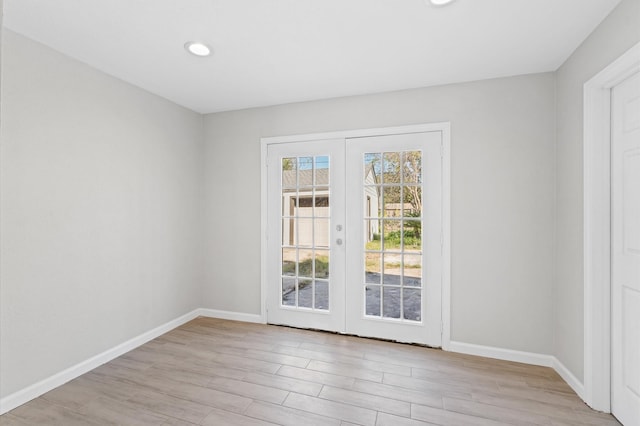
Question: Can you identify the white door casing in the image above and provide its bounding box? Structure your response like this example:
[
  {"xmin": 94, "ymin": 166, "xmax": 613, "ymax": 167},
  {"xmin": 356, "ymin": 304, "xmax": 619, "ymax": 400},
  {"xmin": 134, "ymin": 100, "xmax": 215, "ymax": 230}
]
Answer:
[
  {"xmin": 584, "ymin": 41, "xmax": 640, "ymax": 412},
  {"xmin": 611, "ymin": 71, "xmax": 640, "ymax": 426},
  {"xmin": 262, "ymin": 124, "xmax": 450, "ymax": 347}
]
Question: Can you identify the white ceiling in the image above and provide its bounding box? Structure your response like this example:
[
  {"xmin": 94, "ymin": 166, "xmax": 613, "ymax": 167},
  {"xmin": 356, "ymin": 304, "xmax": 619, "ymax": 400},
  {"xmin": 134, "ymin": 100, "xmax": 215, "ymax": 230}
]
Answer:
[{"xmin": 3, "ymin": 0, "xmax": 621, "ymax": 114}]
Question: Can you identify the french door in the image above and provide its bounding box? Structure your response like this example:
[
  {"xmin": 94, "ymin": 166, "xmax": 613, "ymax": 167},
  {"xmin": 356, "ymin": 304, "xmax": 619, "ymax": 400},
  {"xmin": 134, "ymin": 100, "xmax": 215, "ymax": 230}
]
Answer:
[
  {"xmin": 266, "ymin": 139, "xmax": 346, "ymax": 332},
  {"xmin": 266, "ymin": 130, "xmax": 443, "ymax": 346}
]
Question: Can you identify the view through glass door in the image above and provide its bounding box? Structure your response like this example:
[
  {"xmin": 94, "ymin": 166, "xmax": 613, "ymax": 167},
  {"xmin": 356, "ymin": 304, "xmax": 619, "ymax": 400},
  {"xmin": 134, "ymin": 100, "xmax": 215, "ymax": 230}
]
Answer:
[{"xmin": 266, "ymin": 131, "xmax": 443, "ymax": 346}]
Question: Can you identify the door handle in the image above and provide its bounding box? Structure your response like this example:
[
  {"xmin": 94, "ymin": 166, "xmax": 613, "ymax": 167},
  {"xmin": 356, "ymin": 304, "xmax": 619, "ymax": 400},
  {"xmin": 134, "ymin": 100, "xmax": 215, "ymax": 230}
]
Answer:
[{"xmin": 336, "ymin": 238, "xmax": 343, "ymax": 246}]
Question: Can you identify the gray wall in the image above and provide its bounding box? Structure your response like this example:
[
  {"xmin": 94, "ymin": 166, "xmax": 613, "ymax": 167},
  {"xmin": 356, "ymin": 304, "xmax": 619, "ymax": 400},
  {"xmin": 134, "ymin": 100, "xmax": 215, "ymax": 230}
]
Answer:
[
  {"xmin": 0, "ymin": 30, "xmax": 204, "ymax": 397},
  {"xmin": 203, "ymin": 73, "xmax": 557, "ymax": 355},
  {"xmin": 554, "ymin": 0, "xmax": 640, "ymax": 382}
]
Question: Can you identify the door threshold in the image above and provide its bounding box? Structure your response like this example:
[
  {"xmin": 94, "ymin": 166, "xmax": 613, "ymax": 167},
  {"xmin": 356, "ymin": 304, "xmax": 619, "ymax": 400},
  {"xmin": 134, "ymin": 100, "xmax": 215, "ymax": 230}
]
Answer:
[{"xmin": 267, "ymin": 322, "xmax": 439, "ymax": 349}]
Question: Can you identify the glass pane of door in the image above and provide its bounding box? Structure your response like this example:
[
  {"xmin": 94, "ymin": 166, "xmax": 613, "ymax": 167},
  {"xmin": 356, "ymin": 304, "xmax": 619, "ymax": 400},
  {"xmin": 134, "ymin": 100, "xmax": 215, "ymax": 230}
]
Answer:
[
  {"xmin": 363, "ymin": 150, "xmax": 423, "ymax": 322},
  {"xmin": 345, "ymin": 131, "xmax": 442, "ymax": 346},
  {"xmin": 280, "ymin": 155, "xmax": 331, "ymax": 311}
]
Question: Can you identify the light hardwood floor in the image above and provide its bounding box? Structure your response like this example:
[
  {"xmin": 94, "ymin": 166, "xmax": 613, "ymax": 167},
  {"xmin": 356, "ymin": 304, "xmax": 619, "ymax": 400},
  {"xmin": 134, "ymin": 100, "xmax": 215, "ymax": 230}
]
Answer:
[{"xmin": 0, "ymin": 318, "xmax": 621, "ymax": 425}]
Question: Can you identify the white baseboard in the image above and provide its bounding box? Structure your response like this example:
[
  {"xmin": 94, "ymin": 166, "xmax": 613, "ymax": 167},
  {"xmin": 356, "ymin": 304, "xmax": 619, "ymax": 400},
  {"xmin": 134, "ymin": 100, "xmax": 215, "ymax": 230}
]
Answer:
[
  {"xmin": 1, "ymin": 314, "xmax": 586, "ymax": 416},
  {"xmin": 448, "ymin": 341, "xmax": 554, "ymax": 367},
  {"xmin": 0, "ymin": 309, "xmax": 201, "ymax": 415},
  {"xmin": 552, "ymin": 357, "xmax": 585, "ymax": 401},
  {"xmin": 198, "ymin": 308, "xmax": 264, "ymax": 324},
  {"xmin": 447, "ymin": 341, "xmax": 586, "ymax": 403},
  {"xmin": 0, "ymin": 307, "xmax": 265, "ymax": 414}
]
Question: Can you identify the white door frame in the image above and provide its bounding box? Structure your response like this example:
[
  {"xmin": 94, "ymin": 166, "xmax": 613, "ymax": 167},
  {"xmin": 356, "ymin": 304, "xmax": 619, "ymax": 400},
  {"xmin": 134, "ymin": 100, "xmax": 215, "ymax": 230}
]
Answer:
[
  {"xmin": 583, "ymin": 41, "xmax": 640, "ymax": 412},
  {"xmin": 260, "ymin": 122, "xmax": 451, "ymax": 348}
]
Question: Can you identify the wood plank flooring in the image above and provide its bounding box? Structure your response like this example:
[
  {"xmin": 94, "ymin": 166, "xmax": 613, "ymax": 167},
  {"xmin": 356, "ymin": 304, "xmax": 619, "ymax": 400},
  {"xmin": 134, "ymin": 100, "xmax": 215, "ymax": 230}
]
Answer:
[{"xmin": 0, "ymin": 318, "xmax": 621, "ymax": 425}]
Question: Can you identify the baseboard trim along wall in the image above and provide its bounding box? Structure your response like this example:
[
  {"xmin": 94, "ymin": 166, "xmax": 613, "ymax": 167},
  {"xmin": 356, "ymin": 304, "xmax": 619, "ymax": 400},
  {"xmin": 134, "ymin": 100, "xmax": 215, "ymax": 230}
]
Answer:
[
  {"xmin": 552, "ymin": 356, "xmax": 586, "ymax": 401},
  {"xmin": 448, "ymin": 340, "xmax": 585, "ymax": 401},
  {"xmin": 198, "ymin": 308, "xmax": 263, "ymax": 324},
  {"xmin": 0, "ymin": 308, "xmax": 265, "ymax": 414},
  {"xmin": 448, "ymin": 340, "xmax": 554, "ymax": 367},
  {"xmin": 2, "ymin": 313, "xmax": 584, "ymax": 414},
  {"xmin": 0, "ymin": 308, "xmax": 202, "ymax": 414}
]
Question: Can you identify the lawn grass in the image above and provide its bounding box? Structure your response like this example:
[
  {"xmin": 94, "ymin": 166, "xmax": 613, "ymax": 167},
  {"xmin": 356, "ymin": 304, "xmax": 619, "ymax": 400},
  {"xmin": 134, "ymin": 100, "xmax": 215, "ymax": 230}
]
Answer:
[
  {"xmin": 365, "ymin": 240, "xmax": 421, "ymax": 251},
  {"xmin": 282, "ymin": 256, "xmax": 329, "ymax": 278}
]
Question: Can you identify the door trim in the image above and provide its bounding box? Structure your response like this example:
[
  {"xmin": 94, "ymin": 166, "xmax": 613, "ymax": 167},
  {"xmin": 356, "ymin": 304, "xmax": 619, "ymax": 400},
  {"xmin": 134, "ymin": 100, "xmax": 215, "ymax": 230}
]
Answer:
[
  {"xmin": 583, "ymin": 41, "xmax": 640, "ymax": 412},
  {"xmin": 260, "ymin": 123, "xmax": 451, "ymax": 348}
]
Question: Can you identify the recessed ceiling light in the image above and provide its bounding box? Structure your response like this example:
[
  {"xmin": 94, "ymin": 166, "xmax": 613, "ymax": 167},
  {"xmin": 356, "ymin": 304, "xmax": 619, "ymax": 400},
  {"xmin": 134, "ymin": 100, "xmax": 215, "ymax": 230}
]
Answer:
[
  {"xmin": 427, "ymin": 0, "xmax": 455, "ymax": 5},
  {"xmin": 184, "ymin": 41, "xmax": 211, "ymax": 57}
]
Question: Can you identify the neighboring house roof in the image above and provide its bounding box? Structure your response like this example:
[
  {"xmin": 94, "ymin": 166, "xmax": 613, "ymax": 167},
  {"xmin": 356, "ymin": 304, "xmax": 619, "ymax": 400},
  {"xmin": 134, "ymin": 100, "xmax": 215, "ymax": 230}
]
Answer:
[
  {"xmin": 282, "ymin": 169, "xmax": 329, "ymax": 188},
  {"xmin": 364, "ymin": 163, "xmax": 379, "ymax": 185},
  {"xmin": 282, "ymin": 165, "xmax": 378, "ymax": 189}
]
